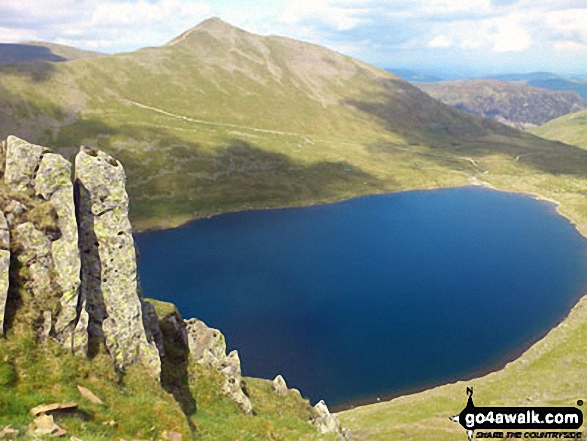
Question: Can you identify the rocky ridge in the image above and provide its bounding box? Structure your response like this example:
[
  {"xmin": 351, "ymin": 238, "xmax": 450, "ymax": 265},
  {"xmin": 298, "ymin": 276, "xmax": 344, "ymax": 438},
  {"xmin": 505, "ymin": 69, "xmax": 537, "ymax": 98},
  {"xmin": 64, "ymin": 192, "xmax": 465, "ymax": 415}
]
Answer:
[{"xmin": 0, "ymin": 136, "xmax": 350, "ymax": 440}]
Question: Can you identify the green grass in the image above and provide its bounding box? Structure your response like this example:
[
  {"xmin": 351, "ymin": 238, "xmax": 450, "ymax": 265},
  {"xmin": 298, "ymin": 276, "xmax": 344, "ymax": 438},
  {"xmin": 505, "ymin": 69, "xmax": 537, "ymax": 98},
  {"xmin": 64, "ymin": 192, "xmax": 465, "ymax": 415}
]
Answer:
[
  {"xmin": 0, "ymin": 298, "xmax": 334, "ymax": 440},
  {"xmin": 531, "ymin": 109, "xmax": 587, "ymax": 150},
  {"xmin": 3, "ymin": 18, "xmax": 587, "ymax": 440}
]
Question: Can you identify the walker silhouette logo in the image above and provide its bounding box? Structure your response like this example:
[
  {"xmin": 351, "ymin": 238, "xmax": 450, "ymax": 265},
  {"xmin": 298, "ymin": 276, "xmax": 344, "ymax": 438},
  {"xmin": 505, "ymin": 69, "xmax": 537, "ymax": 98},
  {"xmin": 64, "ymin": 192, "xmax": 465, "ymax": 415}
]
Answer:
[{"xmin": 449, "ymin": 388, "xmax": 583, "ymax": 440}]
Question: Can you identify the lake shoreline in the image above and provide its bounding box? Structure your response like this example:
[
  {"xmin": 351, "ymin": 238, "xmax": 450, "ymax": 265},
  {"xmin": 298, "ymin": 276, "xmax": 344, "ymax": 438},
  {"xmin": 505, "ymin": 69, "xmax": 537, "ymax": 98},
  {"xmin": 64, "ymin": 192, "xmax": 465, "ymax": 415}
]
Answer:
[
  {"xmin": 136, "ymin": 184, "xmax": 587, "ymax": 412},
  {"xmin": 332, "ymin": 278, "xmax": 587, "ymax": 413}
]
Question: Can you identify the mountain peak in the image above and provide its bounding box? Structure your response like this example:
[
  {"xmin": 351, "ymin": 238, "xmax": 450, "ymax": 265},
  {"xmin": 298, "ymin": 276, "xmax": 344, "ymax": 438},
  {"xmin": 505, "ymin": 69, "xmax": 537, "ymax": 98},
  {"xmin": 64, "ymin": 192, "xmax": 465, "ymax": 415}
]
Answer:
[{"xmin": 165, "ymin": 17, "xmax": 246, "ymax": 46}]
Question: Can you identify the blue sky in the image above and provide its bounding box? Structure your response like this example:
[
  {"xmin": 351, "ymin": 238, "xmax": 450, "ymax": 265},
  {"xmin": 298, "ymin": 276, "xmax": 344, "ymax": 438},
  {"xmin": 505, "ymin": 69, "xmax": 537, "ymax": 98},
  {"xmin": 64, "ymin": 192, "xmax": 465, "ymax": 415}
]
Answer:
[{"xmin": 1, "ymin": 0, "xmax": 587, "ymax": 77}]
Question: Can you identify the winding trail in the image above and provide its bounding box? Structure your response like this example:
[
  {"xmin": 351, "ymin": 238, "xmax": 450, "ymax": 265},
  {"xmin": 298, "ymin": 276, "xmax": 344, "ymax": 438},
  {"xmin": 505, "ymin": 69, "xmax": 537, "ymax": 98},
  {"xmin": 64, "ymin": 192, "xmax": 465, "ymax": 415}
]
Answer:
[{"xmin": 123, "ymin": 98, "xmax": 312, "ymax": 138}]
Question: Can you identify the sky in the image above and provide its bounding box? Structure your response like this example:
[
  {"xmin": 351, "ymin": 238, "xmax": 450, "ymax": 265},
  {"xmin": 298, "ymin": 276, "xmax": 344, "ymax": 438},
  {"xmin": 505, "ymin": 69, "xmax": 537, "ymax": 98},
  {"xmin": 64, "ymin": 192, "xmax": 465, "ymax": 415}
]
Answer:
[{"xmin": 1, "ymin": 0, "xmax": 587, "ymax": 77}]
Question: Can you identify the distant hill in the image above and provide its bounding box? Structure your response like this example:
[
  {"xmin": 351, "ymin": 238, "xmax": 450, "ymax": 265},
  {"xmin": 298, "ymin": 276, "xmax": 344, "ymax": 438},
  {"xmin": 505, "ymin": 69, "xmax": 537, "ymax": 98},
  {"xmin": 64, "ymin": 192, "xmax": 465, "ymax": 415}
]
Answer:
[
  {"xmin": 0, "ymin": 42, "xmax": 103, "ymax": 63},
  {"xmin": 487, "ymin": 72, "xmax": 563, "ymax": 82},
  {"xmin": 418, "ymin": 79, "xmax": 586, "ymax": 129},
  {"xmin": 484, "ymin": 72, "xmax": 587, "ymax": 100},
  {"xmin": 386, "ymin": 69, "xmax": 444, "ymax": 82},
  {"xmin": 531, "ymin": 108, "xmax": 587, "ymax": 149},
  {"xmin": 1, "ymin": 18, "xmax": 587, "ymax": 234}
]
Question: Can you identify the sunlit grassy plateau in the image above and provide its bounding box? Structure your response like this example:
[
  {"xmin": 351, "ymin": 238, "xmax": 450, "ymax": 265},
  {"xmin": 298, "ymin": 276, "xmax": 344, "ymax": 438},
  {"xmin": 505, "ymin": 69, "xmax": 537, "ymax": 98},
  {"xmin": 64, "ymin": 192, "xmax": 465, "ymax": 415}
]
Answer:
[{"xmin": 2, "ymin": 17, "xmax": 587, "ymax": 440}]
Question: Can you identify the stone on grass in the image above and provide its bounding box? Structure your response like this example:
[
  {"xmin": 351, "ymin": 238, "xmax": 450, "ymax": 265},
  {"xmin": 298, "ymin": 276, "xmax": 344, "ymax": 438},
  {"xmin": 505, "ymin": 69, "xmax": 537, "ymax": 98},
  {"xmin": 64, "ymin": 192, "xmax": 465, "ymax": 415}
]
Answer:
[{"xmin": 77, "ymin": 385, "xmax": 104, "ymax": 404}]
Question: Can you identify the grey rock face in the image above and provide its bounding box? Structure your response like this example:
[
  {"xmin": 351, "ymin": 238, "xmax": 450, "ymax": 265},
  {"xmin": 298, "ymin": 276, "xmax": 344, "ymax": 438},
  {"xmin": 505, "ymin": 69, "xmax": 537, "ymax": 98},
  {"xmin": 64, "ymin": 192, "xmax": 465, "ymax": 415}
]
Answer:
[
  {"xmin": 4, "ymin": 136, "xmax": 46, "ymax": 192},
  {"xmin": 3, "ymin": 136, "xmax": 82, "ymax": 347},
  {"xmin": 272, "ymin": 374, "xmax": 288, "ymax": 396},
  {"xmin": 311, "ymin": 400, "xmax": 352, "ymax": 440},
  {"xmin": 185, "ymin": 318, "xmax": 226, "ymax": 365},
  {"xmin": 35, "ymin": 153, "xmax": 82, "ymax": 347},
  {"xmin": 0, "ymin": 211, "xmax": 9, "ymax": 335},
  {"xmin": 75, "ymin": 146, "xmax": 161, "ymax": 377},
  {"xmin": 12, "ymin": 222, "xmax": 54, "ymax": 300},
  {"xmin": 184, "ymin": 318, "xmax": 252, "ymax": 414},
  {"xmin": 3, "ymin": 199, "xmax": 26, "ymax": 228}
]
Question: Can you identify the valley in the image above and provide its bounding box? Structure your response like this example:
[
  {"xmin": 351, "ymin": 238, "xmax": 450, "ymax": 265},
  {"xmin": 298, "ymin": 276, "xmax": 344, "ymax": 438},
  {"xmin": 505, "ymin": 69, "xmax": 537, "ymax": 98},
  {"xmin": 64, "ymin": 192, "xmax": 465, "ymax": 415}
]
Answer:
[{"xmin": 2, "ymin": 15, "xmax": 587, "ymax": 441}]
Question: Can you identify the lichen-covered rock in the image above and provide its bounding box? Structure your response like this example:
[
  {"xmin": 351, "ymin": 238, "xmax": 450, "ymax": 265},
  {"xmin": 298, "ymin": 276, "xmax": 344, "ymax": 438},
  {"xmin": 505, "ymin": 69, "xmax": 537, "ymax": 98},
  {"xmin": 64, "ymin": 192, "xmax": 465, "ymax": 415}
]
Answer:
[
  {"xmin": 220, "ymin": 350, "xmax": 252, "ymax": 414},
  {"xmin": 27, "ymin": 414, "xmax": 66, "ymax": 437},
  {"xmin": 311, "ymin": 400, "xmax": 352, "ymax": 440},
  {"xmin": 0, "ymin": 424, "xmax": 19, "ymax": 440},
  {"xmin": 12, "ymin": 222, "xmax": 54, "ymax": 300},
  {"xmin": 184, "ymin": 318, "xmax": 226, "ymax": 366},
  {"xmin": 3, "ymin": 200, "xmax": 26, "ymax": 227},
  {"xmin": 4, "ymin": 136, "xmax": 47, "ymax": 192},
  {"xmin": 184, "ymin": 318, "xmax": 252, "ymax": 413},
  {"xmin": 272, "ymin": 374, "xmax": 288, "ymax": 396},
  {"xmin": 75, "ymin": 147, "xmax": 160, "ymax": 377},
  {"xmin": 0, "ymin": 211, "xmax": 10, "ymax": 336},
  {"xmin": 35, "ymin": 153, "xmax": 82, "ymax": 347},
  {"xmin": 70, "ymin": 300, "xmax": 89, "ymax": 355}
]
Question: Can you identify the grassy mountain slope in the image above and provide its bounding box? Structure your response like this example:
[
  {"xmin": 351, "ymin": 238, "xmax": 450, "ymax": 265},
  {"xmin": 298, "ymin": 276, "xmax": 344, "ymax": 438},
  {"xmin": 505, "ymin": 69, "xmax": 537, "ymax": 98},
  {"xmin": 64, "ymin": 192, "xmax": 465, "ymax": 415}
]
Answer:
[
  {"xmin": 0, "ymin": 321, "xmax": 334, "ymax": 441},
  {"xmin": 0, "ymin": 42, "xmax": 103, "ymax": 64},
  {"xmin": 531, "ymin": 109, "xmax": 587, "ymax": 149},
  {"xmin": 3, "ymin": 18, "xmax": 587, "ymax": 234},
  {"xmin": 2, "ymin": 16, "xmax": 587, "ymax": 440},
  {"xmin": 418, "ymin": 79, "xmax": 586, "ymax": 129}
]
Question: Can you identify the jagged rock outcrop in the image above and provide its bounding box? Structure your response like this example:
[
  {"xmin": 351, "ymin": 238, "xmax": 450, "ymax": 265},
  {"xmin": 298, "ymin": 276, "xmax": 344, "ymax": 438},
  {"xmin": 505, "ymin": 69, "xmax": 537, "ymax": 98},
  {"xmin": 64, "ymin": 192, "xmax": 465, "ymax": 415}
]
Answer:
[
  {"xmin": 185, "ymin": 318, "xmax": 253, "ymax": 413},
  {"xmin": 3, "ymin": 137, "xmax": 82, "ymax": 345},
  {"xmin": 0, "ymin": 135, "xmax": 348, "ymax": 440},
  {"xmin": 311, "ymin": 400, "xmax": 353, "ymax": 440},
  {"xmin": 0, "ymin": 136, "xmax": 161, "ymax": 377},
  {"xmin": 4, "ymin": 136, "xmax": 46, "ymax": 192},
  {"xmin": 12, "ymin": 222, "xmax": 55, "ymax": 301},
  {"xmin": 75, "ymin": 146, "xmax": 161, "ymax": 376},
  {"xmin": 272, "ymin": 374, "xmax": 288, "ymax": 396},
  {"xmin": 36, "ymin": 152, "xmax": 82, "ymax": 347},
  {"xmin": 0, "ymin": 211, "xmax": 9, "ymax": 335}
]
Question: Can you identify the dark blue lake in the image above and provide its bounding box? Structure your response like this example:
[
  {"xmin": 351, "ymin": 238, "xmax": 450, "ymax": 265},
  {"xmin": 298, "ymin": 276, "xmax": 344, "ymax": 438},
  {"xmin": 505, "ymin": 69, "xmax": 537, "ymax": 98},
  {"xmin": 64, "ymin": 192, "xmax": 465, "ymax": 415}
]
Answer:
[{"xmin": 135, "ymin": 187, "xmax": 587, "ymax": 407}]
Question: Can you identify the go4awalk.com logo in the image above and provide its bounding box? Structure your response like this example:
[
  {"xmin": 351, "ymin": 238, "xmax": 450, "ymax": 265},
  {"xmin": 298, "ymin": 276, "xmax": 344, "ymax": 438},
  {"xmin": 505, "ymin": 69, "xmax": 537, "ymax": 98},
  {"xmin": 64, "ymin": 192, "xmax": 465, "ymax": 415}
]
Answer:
[{"xmin": 450, "ymin": 388, "xmax": 584, "ymax": 440}]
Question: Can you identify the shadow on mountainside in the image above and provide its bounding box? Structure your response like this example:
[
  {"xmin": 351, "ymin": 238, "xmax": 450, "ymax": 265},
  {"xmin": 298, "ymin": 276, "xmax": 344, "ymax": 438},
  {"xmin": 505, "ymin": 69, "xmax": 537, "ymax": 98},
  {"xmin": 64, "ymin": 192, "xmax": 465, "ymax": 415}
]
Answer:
[
  {"xmin": 0, "ymin": 61, "xmax": 58, "ymax": 83},
  {"xmin": 346, "ymin": 78, "xmax": 587, "ymax": 179},
  {"xmin": 0, "ymin": 44, "xmax": 68, "ymax": 64},
  {"xmin": 47, "ymin": 119, "xmax": 385, "ymax": 223},
  {"xmin": 0, "ymin": 82, "xmax": 69, "ymax": 147}
]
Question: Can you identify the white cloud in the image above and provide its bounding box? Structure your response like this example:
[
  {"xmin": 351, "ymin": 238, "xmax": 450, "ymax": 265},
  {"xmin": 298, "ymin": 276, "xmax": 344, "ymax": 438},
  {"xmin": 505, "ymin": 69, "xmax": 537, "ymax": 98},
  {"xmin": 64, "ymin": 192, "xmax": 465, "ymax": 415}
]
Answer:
[
  {"xmin": 0, "ymin": 0, "xmax": 213, "ymax": 51},
  {"xmin": 278, "ymin": 0, "xmax": 372, "ymax": 31},
  {"xmin": 428, "ymin": 35, "xmax": 452, "ymax": 48},
  {"xmin": 553, "ymin": 40, "xmax": 587, "ymax": 53},
  {"xmin": 460, "ymin": 38, "xmax": 484, "ymax": 49},
  {"xmin": 544, "ymin": 8, "xmax": 587, "ymax": 42},
  {"xmin": 418, "ymin": 0, "xmax": 493, "ymax": 15},
  {"xmin": 486, "ymin": 15, "xmax": 532, "ymax": 52}
]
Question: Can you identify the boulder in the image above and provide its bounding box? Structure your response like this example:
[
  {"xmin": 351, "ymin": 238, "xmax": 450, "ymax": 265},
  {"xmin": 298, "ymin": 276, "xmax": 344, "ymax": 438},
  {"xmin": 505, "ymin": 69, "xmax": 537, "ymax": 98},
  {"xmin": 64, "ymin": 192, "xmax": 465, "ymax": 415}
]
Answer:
[
  {"xmin": 28, "ymin": 414, "xmax": 66, "ymax": 437},
  {"xmin": 184, "ymin": 318, "xmax": 252, "ymax": 414},
  {"xmin": 77, "ymin": 385, "xmax": 104, "ymax": 405},
  {"xmin": 161, "ymin": 431, "xmax": 182, "ymax": 441},
  {"xmin": 75, "ymin": 147, "xmax": 160, "ymax": 377},
  {"xmin": 0, "ymin": 424, "xmax": 19, "ymax": 440},
  {"xmin": 30, "ymin": 402, "xmax": 78, "ymax": 417},
  {"xmin": 184, "ymin": 318, "xmax": 226, "ymax": 366},
  {"xmin": 0, "ymin": 212, "xmax": 10, "ymax": 335},
  {"xmin": 311, "ymin": 400, "xmax": 352, "ymax": 440},
  {"xmin": 272, "ymin": 374, "xmax": 288, "ymax": 396},
  {"xmin": 220, "ymin": 350, "xmax": 252, "ymax": 414}
]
